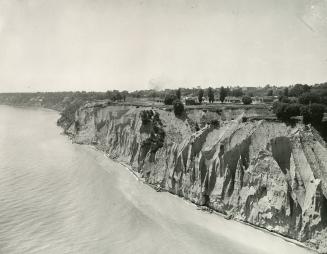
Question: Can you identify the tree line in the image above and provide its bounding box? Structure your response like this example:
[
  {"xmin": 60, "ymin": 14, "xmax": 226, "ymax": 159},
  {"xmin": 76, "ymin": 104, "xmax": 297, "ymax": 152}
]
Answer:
[
  {"xmin": 273, "ymin": 83, "xmax": 327, "ymax": 126},
  {"xmin": 162, "ymin": 86, "xmax": 252, "ymax": 105}
]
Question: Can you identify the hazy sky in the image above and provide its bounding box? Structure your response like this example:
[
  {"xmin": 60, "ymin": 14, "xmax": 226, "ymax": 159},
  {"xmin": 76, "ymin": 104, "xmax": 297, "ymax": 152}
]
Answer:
[{"xmin": 0, "ymin": 0, "xmax": 326, "ymax": 92}]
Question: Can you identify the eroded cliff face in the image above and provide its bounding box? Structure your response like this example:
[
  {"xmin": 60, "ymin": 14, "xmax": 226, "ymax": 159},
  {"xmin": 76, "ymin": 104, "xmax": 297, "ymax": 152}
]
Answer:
[{"xmin": 62, "ymin": 104, "xmax": 327, "ymax": 253}]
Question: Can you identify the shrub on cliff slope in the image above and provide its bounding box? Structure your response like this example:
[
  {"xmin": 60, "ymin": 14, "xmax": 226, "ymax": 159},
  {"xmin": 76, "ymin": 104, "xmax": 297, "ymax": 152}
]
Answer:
[
  {"xmin": 210, "ymin": 119, "xmax": 220, "ymax": 127},
  {"xmin": 140, "ymin": 110, "xmax": 166, "ymax": 159},
  {"xmin": 173, "ymin": 100, "xmax": 185, "ymax": 117},
  {"xmin": 140, "ymin": 110, "xmax": 154, "ymax": 125}
]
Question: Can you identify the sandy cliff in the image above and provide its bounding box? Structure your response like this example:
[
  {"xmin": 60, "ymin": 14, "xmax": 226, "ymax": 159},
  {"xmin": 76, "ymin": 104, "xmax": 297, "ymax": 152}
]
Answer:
[{"xmin": 61, "ymin": 103, "xmax": 327, "ymax": 253}]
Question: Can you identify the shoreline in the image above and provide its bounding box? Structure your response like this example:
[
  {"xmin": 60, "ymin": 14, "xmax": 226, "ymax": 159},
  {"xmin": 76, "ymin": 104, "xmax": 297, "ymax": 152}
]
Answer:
[
  {"xmin": 0, "ymin": 104, "xmax": 61, "ymax": 113},
  {"xmin": 86, "ymin": 144, "xmax": 318, "ymax": 254}
]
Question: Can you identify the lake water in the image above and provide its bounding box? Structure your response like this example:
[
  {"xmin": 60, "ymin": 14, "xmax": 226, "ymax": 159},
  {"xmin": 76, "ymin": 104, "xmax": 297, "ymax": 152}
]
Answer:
[{"xmin": 0, "ymin": 105, "xmax": 314, "ymax": 254}]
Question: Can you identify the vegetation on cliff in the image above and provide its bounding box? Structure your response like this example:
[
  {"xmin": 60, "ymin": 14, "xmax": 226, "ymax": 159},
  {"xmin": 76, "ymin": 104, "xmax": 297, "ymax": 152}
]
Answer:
[
  {"xmin": 140, "ymin": 110, "xmax": 166, "ymax": 161},
  {"xmin": 173, "ymin": 100, "xmax": 185, "ymax": 117},
  {"xmin": 273, "ymin": 100, "xmax": 326, "ymax": 124}
]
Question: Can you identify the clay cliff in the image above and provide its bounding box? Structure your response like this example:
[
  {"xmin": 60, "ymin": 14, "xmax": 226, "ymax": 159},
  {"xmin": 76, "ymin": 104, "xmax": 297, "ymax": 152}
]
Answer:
[{"xmin": 60, "ymin": 102, "xmax": 327, "ymax": 253}]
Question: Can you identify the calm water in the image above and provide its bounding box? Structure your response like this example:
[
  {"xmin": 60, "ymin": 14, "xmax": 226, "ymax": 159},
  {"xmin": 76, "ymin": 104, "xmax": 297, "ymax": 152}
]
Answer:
[{"xmin": 0, "ymin": 105, "xmax": 314, "ymax": 254}]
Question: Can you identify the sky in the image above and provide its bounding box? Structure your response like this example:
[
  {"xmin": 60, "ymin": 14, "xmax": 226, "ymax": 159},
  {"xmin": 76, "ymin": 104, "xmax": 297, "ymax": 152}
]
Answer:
[{"xmin": 0, "ymin": 0, "xmax": 326, "ymax": 92}]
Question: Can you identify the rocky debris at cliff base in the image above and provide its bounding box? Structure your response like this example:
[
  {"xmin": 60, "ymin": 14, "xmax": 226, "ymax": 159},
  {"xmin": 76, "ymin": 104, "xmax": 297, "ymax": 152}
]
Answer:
[{"xmin": 196, "ymin": 205, "xmax": 214, "ymax": 213}]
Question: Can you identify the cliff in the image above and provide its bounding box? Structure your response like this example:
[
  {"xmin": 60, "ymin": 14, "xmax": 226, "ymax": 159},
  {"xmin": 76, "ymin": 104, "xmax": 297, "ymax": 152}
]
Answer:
[{"xmin": 60, "ymin": 103, "xmax": 327, "ymax": 253}]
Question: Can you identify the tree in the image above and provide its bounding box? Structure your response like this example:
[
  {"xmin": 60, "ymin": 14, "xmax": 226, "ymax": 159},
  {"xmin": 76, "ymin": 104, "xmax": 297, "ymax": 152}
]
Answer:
[
  {"xmin": 301, "ymin": 103, "xmax": 325, "ymax": 124},
  {"xmin": 121, "ymin": 90, "xmax": 129, "ymax": 102},
  {"xmin": 275, "ymin": 103, "xmax": 301, "ymax": 122},
  {"xmin": 176, "ymin": 88, "xmax": 181, "ymax": 100},
  {"xmin": 289, "ymin": 84, "xmax": 310, "ymax": 97},
  {"xmin": 278, "ymin": 96, "xmax": 291, "ymax": 103},
  {"xmin": 106, "ymin": 90, "xmax": 123, "ymax": 101},
  {"xmin": 225, "ymin": 87, "xmax": 231, "ymax": 96},
  {"xmin": 275, "ymin": 103, "xmax": 287, "ymax": 121},
  {"xmin": 149, "ymin": 90, "xmax": 158, "ymax": 99},
  {"xmin": 208, "ymin": 87, "xmax": 215, "ymax": 103},
  {"xmin": 106, "ymin": 90, "xmax": 112, "ymax": 99},
  {"xmin": 242, "ymin": 96, "xmax": 252, "ymax": 105},
  {"xmin": 164, "ymin": 94, "xmax": 177, "ymax": 105},
  {"xmin": 272, "ymin": 101, "xmax": 279, "ymax": 113},
  {"xmin": 231, "ymin": 88, "xmax": 243, "ymax": 97},
  {"xmin": 219, "ymin": 86, "xmax": 227, "ymax": 103},
  {"xmin": 198, "ymin": 89, "xmax": 204, "ymax": 104},
  {"xmin": 173, "ymin": 100, "xmax": 184, "ymax": 116},
  {"xmin": 267, "ymin": 90, "xmax": 273, "ymax": 96},
  {"xmin": 284, "ymin": 88, "xmax": 289, "ymax": 97},
  {"xmin": 298, "ymin": 92, "xmax": 321, "ymax": 105},
  {"xmin": 285, "ymin": 103, "xmax": 301, "ymax": 118}
]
